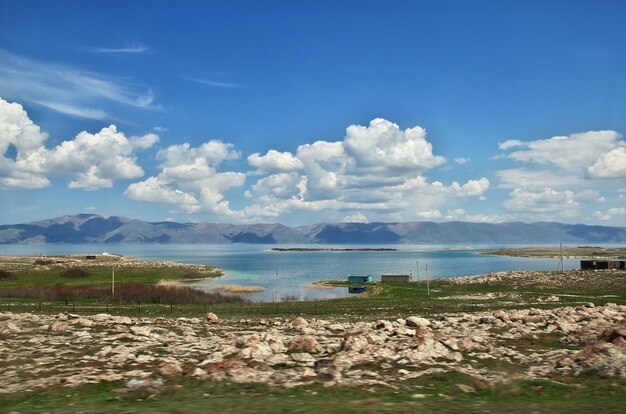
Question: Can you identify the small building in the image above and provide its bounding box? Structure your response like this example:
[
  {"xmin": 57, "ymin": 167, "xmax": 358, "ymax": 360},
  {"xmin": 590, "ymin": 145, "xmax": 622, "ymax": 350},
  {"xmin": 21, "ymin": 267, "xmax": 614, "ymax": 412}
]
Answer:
[
  {"xmin": 580, "ymin": 260, "xmax": 626, "ymax": 270},
  {"xmin": 348, "ymin": 274, "xmax": 372, "ymax": 283},
  {"xmin": 381, "ymin": 274, "xmax": 411, "ymax": 283}
]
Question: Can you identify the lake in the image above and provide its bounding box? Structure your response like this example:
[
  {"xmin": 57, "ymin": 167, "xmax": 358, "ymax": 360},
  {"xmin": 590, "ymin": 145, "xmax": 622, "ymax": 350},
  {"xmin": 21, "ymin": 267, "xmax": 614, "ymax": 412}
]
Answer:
[{"xmin": 0, "ymin": 243, "xmax": 583, "ymax": 302}]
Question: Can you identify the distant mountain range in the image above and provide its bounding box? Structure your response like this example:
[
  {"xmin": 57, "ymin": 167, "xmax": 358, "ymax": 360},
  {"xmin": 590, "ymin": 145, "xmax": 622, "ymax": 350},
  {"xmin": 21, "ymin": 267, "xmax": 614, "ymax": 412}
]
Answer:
[{"xmin": 1, "ymin": 214, "xmax": 626, "ymax": 244}]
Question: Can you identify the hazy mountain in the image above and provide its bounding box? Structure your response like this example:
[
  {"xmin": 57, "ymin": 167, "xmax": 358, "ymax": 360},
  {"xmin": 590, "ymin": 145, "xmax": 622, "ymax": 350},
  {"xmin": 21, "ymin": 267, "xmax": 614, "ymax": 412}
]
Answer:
[{"xmin": 1, "ymin": 214, "xmax": 626, "ymax": 244}]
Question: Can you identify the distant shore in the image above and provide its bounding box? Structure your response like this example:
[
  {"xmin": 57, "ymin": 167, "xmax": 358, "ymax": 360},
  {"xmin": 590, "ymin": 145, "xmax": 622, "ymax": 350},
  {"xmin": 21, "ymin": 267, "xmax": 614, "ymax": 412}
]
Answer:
[
  {"xmin": 481, "ymin": 246, "xmax": 626, "ymax": 258},
  {"xmin": 270, "ymin": 247, "xmax": 398, "ymax": 252}
]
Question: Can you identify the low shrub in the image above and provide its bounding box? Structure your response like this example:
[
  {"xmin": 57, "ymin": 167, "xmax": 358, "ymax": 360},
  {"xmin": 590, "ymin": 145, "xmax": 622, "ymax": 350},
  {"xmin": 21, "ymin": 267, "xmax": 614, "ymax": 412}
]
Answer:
[
  {"xmin": 59, "ymin": 267, "xmax": 90, "ymax": 278},
  {"xmin": 0, "ymin": 282, "xmax": 243, "ymax": 304},
  {"xmin": 33, "ymin": 259, "xmax": 54, "ymax": 265}
]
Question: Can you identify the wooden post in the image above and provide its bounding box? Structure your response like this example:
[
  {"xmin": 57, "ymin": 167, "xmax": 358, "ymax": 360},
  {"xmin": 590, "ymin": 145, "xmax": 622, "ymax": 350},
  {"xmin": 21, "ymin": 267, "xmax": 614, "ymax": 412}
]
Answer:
[
  {"xmin": 111, "ymin": 266, "xmax": 115, "ymax": 296},
  {"xmin": 426, "ymin": 264, "xmax": 430, "ymax": 296}
]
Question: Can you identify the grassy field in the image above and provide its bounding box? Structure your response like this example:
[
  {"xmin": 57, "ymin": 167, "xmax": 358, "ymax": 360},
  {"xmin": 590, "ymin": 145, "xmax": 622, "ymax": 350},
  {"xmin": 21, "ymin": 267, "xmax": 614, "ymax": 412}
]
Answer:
[
  {"xmin": 2, "ymin": 270, "xmax": 625, "ymax": 319},
  {"xmin": 2, "ymin": 374, "xmax": 625, "ymax": 413}
]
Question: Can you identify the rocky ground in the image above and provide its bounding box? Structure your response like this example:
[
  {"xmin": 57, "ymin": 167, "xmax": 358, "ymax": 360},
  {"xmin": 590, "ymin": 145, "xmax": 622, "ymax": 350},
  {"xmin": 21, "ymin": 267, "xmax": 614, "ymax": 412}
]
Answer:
[
  {"xmin": 1, "ymin": 302, "xmax": 624, "ymax": 396},
  {"xmin": 445, "ymin": 269, "xmax": 626, "ymax": 291}
]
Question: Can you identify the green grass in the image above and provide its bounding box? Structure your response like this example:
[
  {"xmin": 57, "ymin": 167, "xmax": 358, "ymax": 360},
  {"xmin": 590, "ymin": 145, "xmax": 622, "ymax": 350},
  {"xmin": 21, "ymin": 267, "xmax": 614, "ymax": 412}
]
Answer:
[
  {"xmin": 2, "ymin": 374, "xmax": 625, "ymax": 413},
  {"xmin": 2, "ymin": 269, "xmax": 625, "ymax": 319},
  {"xmin": 0, "ymin": 266, "xmax": 221, "ymax": 288}
]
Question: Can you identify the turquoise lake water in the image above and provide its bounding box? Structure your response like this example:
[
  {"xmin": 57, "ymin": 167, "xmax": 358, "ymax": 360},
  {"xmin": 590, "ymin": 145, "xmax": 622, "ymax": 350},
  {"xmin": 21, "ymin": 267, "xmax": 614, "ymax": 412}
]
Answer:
[{"xmin": 0, "ymin": 244, "xmax": 582, "ymax": 302}]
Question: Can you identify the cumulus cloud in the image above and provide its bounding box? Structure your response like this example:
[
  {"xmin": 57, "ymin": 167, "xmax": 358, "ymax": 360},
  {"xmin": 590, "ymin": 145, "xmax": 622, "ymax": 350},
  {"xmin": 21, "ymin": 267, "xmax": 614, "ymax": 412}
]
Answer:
[
  {"xmin": 342, "ymin": 212, "xmax": 369, "ymax": 223},
  {"xmin": 454, "ymin": 157, "xmax": 470, "ymax": 165},
  {"xmin": 247, "ymin": 150, "xmax": 304, "ymax": 173},
  {"xmin": 130, "ymin": 133, "xmax": 159, "ymax": 149},
  {"xmin": 445, "ymin": 208, "xmax": 465, "ymax": 219},
  {"xmin": 594, "ymin": 207, "xmax": 626, "ymax": 221},
  {"xmin": 496, "ymin": 129, "xmax": 626, "ymax": 222},
  {"xmin": 0, "ymin": 97, "xmax": 154, "ymax": 190},
  {"xmin": 499, "ymin": 130, "xmax": 625, "ymax": 178},
  {"xmin": 0, "ymin": 98, "xmax": 50, "ymax": 188},
  {"xmin": 502, "ymin": 188, "xmax": 601, "ymax": 218},
  {"xmin": 124, "ymin": 140, "xmax": 246, "ymax": 217},
  {"xmin": 588, "ymin": 147, "xmax": 626, "ymax": 178},
  {"xmin": 343, "ymin": 118, "xmax": 445, "ymax": 172},
  {"xmin": 496, "ymin": 168, "xmax": 583, "ymax": 189},
  {"xmin": 241, "ymin": 119, "xmax": 486, "ymax": 222},
  {"xmin": 417, "ymin": 209, "xmax": 442, "ymax": 219}
]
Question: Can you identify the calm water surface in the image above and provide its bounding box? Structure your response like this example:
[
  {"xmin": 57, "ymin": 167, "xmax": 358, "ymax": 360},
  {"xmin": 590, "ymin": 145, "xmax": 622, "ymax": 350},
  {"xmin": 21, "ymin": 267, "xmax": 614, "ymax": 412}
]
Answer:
[{"xmin": 0, "ymin": 244, "xmax": 582, "ymax": 302}]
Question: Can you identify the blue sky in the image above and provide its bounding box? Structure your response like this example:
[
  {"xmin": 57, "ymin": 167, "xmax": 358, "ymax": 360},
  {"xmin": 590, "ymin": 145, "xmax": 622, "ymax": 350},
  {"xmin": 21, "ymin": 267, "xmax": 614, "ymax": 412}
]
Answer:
[{"xmin": 1, "ymin": 0, "xmax": 626, "ymax": 226}]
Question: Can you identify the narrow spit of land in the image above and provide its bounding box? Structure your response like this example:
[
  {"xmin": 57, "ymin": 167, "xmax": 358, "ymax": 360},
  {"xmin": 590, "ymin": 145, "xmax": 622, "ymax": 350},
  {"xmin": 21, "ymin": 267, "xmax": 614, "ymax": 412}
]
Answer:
[
  {"xmin": 481, "ymin": 246, "xmax": 626, "ymax": 258},
  {"xmin": 0, "ymin": 254, "xmax": 223, "ymax": 287},
  {"xmin": 271, "ymin": 247, "xmax": 398, "ymax": 251}
]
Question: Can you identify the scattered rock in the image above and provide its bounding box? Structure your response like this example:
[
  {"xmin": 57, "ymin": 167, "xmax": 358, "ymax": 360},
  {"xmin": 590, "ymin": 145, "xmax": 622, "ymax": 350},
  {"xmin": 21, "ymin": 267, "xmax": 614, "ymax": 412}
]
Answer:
[
  {"xmin": 156, "ymin": 361, "xmax": 183, "ymax": 376},
  {"xmin": 288, "ymin": 336, "xmax": 321, "ymax": 353},
  {"xmin": 206, "ymin": 313, "xmax": 221, "ymax": 323}
]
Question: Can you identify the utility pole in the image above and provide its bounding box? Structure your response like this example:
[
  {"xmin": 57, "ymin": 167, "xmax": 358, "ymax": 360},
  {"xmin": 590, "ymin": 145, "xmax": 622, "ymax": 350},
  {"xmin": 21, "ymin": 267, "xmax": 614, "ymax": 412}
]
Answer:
[
  {"xmin": 274, "ymin": 268, "xmax": 279, "ymax": 303},
  {"xmin": 416, "ymin": 260, "xmax": 420, "ymax": 284},
  {"xmin": 426, "ymin": 263, "xmax": 430, "ymax": 296},
  {"xmin": 557, "ymin": 243, "xmax": 564, "ymax": 273},
  {"xmin": 111, "ymin": 266, "xmax": 115, "ymax": 296}
]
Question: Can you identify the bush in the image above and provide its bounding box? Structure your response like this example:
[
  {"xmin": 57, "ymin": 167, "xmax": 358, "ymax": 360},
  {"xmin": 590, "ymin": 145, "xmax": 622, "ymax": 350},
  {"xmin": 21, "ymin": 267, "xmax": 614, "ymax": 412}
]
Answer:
[
  {"xmin": 59, "ymin": 267, "xmax": 90, "ymax": 278},
  {"xmin": 33, "ymin": 259, "xmax": 54, "ymax": 265},
  {"xmin": 0, "ymin": 282, "xmax": 243, "ymax": 304},
  {"xmin": 0, "ymin": 269, "xmax": 16, "ymax": 280}
]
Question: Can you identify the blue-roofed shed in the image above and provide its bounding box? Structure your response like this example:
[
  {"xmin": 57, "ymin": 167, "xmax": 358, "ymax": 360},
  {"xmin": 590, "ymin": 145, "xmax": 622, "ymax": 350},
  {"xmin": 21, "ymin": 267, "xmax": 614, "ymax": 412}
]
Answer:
[{"xmin": 348, "ymin": 275, "xmax": 372, "ymax": 283}]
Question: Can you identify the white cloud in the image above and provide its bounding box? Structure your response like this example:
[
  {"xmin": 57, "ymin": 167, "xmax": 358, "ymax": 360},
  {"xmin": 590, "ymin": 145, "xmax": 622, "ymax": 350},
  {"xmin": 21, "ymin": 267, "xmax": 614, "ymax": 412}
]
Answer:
[
  {"xmin": 343, "ymin": 118, "xmax": 445, "ymax": 172},
  {"xmin": 496, "ymin": 129, "xmax": 626, "ymax": 222},
  {"xmin": 0, "ymin": 98, "xmax": 152, "ymax": 190},
  {"xmin": 32, "ymin": 101, "xmax": 109, "ymax": 120},
  {"xmin": 500, "ymin": 130, "xmax": 624, "ymax": 175},
  {"xmin": 417, "ymin": 209, "xmax": 442, "ymax": 219},
  {"xmin": 0, "ymin": 98, "xmax": 50, "ymax": 188},
  {"xmin": 158, "ymin": 141, "xmax": 239, "ymax": 168},
  {"xmin": 0, "ymin": 49, "xmax": 157, "ymax": 120},
  {"xmin": 464, "ymin": 213, "xmax": 508, "ymax": 223},
  {"xmin": 90, "ymin": 43, "xmax": 149, "ymax": 54},
  {"xmin": 342, "ymin": 212, "xmax": 368, "ymax": 223},
  {"xmin": 496, "ymin": 168, "xmax": 583, "ymax": 189},
  {"xmin": 125, "ymin": 177, "xmax": 200, "ymax": 213},
  {"xmin": 502, "ymin": 188, "xmax": 602, "ymax": 219},
  {"xmin": 124, "ymin": 140, "xmax": 246, "ymax": 217},
  {"xmin": 190, "ymin": 78, "xmax": 240, "ymax": 88},
  {"xmin": 594, "ymin": 207, "xmax": 626, "ymax": 221},
  {"xmin": 454, "ymin": 157, "xmax": 470, "ymax": 164},
  {"xmin": 588, "ymin": 147, "xmax": 626, "ymax": 178},
  {"xmin": 240, "ymin": 119, "xmax": 488, "ymax": 222},
  {"xmin": 129, "ymin": 133, "xmax": 159, "ymax": 149},
  {"xmin": 247, "ymin": 150, "xmax": 304, "ymax": 173},
  {"xmin": 445, "ymin": 208, "xmax": 465, "ymax": 219},
  {"xmin": 498, "ymin": 139, "xmax": 525, "ymax": 150}
]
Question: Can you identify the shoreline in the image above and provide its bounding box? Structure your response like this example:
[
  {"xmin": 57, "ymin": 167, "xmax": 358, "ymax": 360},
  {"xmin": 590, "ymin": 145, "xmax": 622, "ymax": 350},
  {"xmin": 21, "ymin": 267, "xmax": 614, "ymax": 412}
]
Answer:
[{"xmin": 480, "ymin": 246, "xmax": 626, "ymax": 259}]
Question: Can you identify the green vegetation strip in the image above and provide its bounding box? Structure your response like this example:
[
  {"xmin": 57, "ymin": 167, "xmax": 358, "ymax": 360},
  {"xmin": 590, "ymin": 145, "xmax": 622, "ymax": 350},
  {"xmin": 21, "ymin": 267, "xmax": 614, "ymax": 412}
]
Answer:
[{"xmin": 2, "ymin": 375, "xmax": 625, "ymax": 414}]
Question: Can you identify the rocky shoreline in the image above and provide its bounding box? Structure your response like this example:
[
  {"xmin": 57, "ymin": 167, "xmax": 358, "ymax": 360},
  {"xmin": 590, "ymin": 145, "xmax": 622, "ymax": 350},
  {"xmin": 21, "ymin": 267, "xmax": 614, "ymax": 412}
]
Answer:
[{"xmin": 1, "ymin": 301, "xmax": 624, "ymax": 395}]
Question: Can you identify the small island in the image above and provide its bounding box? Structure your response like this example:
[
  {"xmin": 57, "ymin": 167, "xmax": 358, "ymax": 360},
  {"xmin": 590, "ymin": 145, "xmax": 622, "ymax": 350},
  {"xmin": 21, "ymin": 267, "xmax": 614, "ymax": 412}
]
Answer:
[{"xmin": 270, "ymin": 247, "xmax": 398, "ymax": 252}]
